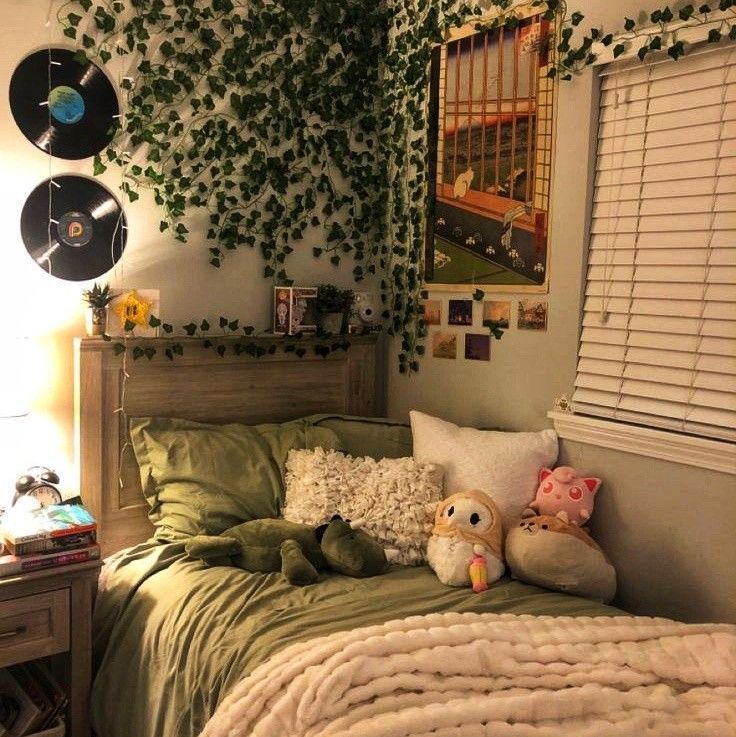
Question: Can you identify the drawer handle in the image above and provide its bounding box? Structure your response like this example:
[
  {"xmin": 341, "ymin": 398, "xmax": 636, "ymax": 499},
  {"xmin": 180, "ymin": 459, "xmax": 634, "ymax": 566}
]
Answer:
[{"xmin": 0, "ymin": 625, "xmax": 26, "ymax": 639}]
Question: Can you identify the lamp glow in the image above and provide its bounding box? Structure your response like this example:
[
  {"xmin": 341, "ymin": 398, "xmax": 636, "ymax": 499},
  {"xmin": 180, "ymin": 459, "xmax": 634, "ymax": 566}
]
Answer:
[{"xmin": 0, "ymin": 337, "xmax": 31, "ymax": 419}]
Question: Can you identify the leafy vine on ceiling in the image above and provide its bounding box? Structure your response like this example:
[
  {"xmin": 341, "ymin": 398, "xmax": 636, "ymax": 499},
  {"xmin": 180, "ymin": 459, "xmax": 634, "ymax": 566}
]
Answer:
[{"xmin": 60, "ymin": 0, "xmax": 735, "ymax": 369}]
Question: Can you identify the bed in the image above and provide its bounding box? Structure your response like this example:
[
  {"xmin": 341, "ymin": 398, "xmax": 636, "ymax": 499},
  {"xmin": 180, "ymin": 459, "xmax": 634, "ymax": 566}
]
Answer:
[{"xmin": 75, "ymin": 337, "xmax": 736, "ymax": 737}]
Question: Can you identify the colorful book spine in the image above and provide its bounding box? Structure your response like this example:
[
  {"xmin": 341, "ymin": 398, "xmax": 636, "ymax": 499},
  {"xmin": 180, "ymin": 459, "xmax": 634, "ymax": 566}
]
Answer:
[
  {"xmin": 3, "ymin": 532, "xmax": 98, "ymax": 557},
  {"xmin": 0, "ymin": 544, "xmax": 100, "ymax": 576},
  {"xmin": 5, "ymin": 504, "xmax": 97, "ymax": 545},
  {"xmin": 9, "ymin": 521, "xmax": 97, "ymax": 545}
]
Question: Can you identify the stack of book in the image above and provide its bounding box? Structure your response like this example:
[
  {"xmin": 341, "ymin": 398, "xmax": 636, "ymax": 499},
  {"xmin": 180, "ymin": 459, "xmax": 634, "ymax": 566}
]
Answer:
[
  {"xmin": 0, "ymin": 663, "xmax": 66, "ymax": 737},
  {"xmin": 0, "ymin": 502, "xmax": 99, "ymax": 578}
]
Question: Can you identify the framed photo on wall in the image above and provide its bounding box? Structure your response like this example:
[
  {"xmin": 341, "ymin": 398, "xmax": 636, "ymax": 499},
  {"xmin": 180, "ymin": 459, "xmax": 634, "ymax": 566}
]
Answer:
[{"xmin": 424, "ymin": 10, "xmax": 556, "ymax": 293}]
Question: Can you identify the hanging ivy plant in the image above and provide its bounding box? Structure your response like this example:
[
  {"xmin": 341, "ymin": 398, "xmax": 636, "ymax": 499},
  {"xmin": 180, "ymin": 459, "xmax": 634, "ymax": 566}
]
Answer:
[
  {"xmin": 104, "ymin": 313, "xmax": 355, "ymax": 361},
  {"xmin": 59, "ymin": 0, "xmax": 735, "ymax": 374},
  {"xmin": 61, "ymin": 0, "xmax": 391, "ymax": 282},
  {"xmin": 550, "ymin": 0, "xmax": 736, "ymax": 79}
]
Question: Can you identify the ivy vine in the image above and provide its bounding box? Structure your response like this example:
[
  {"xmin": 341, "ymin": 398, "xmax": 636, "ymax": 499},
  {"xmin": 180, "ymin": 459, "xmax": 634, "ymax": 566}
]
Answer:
[
  {"xmin": 550, "ymin": 0, "xmax": 736, "ymax": 78},
  {"xmin": 105, "ymin": 313, "xmax": 354, "ymax": 361},
  {"xmin": 59, "ymin": 0, "xmax": 735, "ymax": 374}
]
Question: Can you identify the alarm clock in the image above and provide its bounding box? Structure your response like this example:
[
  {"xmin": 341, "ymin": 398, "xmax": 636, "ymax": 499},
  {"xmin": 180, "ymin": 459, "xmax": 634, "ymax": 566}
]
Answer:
[{"xmin": 13, "ymin": 466, "xmax": 63, "ymax": 508}]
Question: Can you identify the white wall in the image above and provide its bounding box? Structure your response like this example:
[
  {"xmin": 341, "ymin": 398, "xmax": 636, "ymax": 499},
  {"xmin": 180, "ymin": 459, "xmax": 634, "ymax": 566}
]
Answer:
[
  {"xmin": 388, "ymin": 0, "xmax": 655, "ymax": 431},
  {"xmin": 386, "ymin": 0, "xmax": 736, "ymax": 623},
  {"xmin": 0, "ymin": 0, "xmax": 360, "ymax": 503}
]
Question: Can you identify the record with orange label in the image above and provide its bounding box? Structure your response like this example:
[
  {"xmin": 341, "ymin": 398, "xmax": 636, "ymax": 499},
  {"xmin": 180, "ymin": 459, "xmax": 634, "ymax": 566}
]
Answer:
[
  {"xmin": 21, "ymin": 175, "xmax": 127, "ymax": 281},
  {"xmin": 9, "ymin": 48, "xmax": 119, "ymax": 160}
]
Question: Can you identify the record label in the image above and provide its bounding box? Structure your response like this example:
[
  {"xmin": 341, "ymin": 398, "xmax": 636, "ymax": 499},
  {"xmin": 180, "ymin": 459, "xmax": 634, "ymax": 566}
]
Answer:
[
  {"xmin": 58, "ymin": 211, "xmax": 94, "ymax": 247},
  {"xmin": 21, "ymin": 175, "xmax": 127, "ymax": 281},
  {"xmin": 9, "ymin": 48, "xmax": 119, "ymax": 160},
  {"xmin": 48, "ymin": 86, "xmax": 86, "ymax": 125}
]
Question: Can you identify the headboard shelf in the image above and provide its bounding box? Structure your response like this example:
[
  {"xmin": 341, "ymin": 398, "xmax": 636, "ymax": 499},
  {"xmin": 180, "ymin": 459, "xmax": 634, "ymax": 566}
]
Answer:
[{"xmin": 74, "ymin": 334, "xmax": 385, "ymax": 556}]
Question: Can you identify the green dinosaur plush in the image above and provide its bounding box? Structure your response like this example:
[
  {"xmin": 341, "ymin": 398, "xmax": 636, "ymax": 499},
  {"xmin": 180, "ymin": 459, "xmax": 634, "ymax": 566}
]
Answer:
[
  {"xmin": 320, "ymin": 517, "xmax": 389, "ymax": 579},
  {"xmin": 185, "ymin": 516, "xmax": 387, "ymax": 585}
]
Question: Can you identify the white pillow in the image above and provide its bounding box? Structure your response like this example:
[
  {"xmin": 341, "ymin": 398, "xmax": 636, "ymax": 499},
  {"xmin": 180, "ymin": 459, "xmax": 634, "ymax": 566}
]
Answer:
[
  {"xmin": 410, "ymin": 410, "xmax": 557, "ymax": 529},
  {"xmin": 282, "ymin": 447, "xmax": 443, "ymax": 565}
]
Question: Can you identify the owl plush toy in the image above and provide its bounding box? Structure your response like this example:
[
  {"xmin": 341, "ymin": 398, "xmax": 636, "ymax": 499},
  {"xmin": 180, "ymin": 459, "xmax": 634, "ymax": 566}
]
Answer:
[{"xmin": 427, "ymin": 490, "xmax": 504, "ymax": 591}]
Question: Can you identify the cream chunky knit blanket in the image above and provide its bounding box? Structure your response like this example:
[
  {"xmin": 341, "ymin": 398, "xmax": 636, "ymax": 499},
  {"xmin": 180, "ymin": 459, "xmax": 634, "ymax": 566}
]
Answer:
[{"xmin": 200, "ymin": 612, "xmax": 736, "ymax": 737}]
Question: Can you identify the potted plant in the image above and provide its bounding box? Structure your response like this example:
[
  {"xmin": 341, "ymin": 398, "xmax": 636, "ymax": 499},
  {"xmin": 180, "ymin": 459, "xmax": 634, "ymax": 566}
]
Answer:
[
  {"xmin": 82, "ymin": 282, "xmax": 116, "ymax": 337},
  {"xmin": 315, "ymin": 284, "xmax": 355, "ymax": 334}
]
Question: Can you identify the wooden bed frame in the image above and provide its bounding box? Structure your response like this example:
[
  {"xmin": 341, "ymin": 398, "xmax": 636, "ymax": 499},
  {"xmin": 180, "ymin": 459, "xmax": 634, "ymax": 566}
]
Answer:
[{"xmin": 74, "ymin": 334, "xmax": 385, "ymax": 556}]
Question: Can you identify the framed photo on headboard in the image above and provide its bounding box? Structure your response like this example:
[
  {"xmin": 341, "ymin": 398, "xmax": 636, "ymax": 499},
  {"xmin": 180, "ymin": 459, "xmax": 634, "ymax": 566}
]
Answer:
[{"xmin": 425, "ymin": 10, "xmax": 556, "ymax": 293}]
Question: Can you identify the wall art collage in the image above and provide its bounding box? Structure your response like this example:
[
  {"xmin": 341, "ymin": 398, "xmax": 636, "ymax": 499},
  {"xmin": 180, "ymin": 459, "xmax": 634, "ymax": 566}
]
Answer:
[{"xmin": 423, "ymin": 297, "xmax": 547, "ymax": 362}]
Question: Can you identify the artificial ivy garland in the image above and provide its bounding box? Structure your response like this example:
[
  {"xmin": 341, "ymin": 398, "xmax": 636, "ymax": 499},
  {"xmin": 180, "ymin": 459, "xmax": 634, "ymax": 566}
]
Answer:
[
  {"xmin": 103, "ymin": 314, "xmax": 355, "ymax": 361},
  {"xmin": 59, "ymin": 0, "xmax": 735, "ymax": 368}
]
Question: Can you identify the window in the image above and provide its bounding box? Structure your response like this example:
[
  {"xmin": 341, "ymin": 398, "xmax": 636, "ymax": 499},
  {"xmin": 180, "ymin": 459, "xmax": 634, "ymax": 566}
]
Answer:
[{"xmin": 573, "ymin": 45, "xmax": 736, "ymax": 444}]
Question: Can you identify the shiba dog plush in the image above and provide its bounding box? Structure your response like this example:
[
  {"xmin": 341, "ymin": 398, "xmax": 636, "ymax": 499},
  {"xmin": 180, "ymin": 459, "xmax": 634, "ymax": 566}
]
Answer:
[{"xmin": 506, "ymin": 510, "xmax": 616, "ymax": 603}]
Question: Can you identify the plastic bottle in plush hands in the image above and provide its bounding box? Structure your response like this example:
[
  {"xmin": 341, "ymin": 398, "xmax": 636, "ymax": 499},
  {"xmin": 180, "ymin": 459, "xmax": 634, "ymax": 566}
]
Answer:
[{"xmin": 529, "ymin": 467, "xmax": 602, "ymax": 526}]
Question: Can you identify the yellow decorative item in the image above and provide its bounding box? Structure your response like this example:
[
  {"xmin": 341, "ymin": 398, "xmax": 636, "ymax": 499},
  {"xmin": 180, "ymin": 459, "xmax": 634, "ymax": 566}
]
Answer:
[
  {"xmin": 114, "ymin": 290, "xmax": 152, "ymax": 332},
  {"xmin": 468, "ymin": 552, "xmax": 488, "ymax": 593}
]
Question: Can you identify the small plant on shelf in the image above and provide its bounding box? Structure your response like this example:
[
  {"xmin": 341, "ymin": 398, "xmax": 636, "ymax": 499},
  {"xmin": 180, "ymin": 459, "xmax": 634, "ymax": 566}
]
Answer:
[
  {"xmin": 315, "ymin": 285, "xmax": 355, "ymax": 335},
  {"xmin": 82, "ymin": 282, "xmax": 115, "ymax": 309},
  {"xmin": 82, "ymin": 283, "xmax": 116, "ymax": 337}
]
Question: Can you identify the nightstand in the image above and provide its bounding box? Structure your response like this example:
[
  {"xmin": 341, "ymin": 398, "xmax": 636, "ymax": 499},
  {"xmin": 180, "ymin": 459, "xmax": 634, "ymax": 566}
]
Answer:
[{"xmin": 0, "ymin": 561, "xmax": 101, "ymax": 737}]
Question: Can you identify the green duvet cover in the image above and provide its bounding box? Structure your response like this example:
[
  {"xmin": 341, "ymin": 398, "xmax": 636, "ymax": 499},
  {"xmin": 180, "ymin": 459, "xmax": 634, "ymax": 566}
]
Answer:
[{"xmin": 91, "ymin": 541, "xmax": 621, "ymax": 737}]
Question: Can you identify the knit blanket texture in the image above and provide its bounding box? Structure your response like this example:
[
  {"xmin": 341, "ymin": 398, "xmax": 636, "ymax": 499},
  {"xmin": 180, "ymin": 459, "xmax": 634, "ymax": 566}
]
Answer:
[{"xmin": 200, "ymin": 611, "xmax": 736, "ymax": 737}]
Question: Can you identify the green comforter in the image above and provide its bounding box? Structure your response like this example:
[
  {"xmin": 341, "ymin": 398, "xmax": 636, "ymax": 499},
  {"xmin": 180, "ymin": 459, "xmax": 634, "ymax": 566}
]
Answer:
[{"xmin": 91, "ymin": 541, "xmax": 620, "ymax": 737}]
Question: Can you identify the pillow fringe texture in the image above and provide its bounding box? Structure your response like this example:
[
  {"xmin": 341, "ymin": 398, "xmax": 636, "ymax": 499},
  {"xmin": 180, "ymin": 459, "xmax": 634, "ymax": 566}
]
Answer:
[{"xmin": 283, "ymin": 448, "xmax": 443, "ymax": 566}]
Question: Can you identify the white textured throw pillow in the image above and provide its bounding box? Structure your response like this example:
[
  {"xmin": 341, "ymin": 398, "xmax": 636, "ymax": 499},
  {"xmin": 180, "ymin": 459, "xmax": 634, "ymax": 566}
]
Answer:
[
  {"xmin": 410, "ymin": 410, "xmax": 558, "ymax": 528},
  {"xmin": 283, "ymin": 448, "xmax": 443, "ymax": 565}
]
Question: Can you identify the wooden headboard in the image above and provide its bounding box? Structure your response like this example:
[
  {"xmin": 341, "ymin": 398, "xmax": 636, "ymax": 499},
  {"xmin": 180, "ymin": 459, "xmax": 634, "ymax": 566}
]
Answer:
[{"xmin": 74, "ymin": 334, "xmax": 385, "ymax": 556}]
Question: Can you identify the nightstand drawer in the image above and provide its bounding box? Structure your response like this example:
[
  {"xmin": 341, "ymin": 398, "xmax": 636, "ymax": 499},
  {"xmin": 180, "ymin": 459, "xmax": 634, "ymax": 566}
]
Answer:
[{"xmin": 0, "ymin": 589, "xmax": 69, "ymax": 668}]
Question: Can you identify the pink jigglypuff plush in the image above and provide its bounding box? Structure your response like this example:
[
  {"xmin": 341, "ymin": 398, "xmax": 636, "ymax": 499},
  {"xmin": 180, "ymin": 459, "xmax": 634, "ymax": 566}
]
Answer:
[{"xmin": 529, "ymin": 466, "xmax": 602, "ymax": 526}]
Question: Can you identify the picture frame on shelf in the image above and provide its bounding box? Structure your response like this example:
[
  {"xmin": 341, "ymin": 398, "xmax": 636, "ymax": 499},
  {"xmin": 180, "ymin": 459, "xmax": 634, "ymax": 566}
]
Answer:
[{"xmin": 273, "ymin": 287, "xmax": 318, "ymax": 335}]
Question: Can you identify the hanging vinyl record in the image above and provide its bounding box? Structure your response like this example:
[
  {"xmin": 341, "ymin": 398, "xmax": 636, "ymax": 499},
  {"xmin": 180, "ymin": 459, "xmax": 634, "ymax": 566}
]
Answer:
[
  {"xmin": 9, "ymin": 48, "xmax": 119, "ymax": 160},
  {"xmin": 21, "ymin": 175, "xmax": 127, "ymax": 281}
]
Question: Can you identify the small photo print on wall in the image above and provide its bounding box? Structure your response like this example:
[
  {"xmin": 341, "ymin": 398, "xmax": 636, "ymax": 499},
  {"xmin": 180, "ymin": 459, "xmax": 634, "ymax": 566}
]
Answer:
[
  {"xmin": 422, "ymin": 299, "xmax": 442, "ymax": 325},
  {"xmin": 483, "ymin": 300, "xmax": 510, "ymax": 329},
  {"xmin": 518, "ymin": 299, "xmax": 548, "ymax": 330},
  {"xmin": 432, "ymin": 331, "xmax": 457, "ymax": 359},
  {"xmin": 448, "ymin": 299, "xmax": 473, "ymax": 326},
  {"xmin": 465, "ymin": 333, "xmax": 490, "ymax": 361}
]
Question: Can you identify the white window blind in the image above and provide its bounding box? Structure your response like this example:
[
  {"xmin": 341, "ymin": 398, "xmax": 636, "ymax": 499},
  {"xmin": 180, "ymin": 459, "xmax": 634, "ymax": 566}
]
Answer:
[{"xmin": 574, "ymin": 45, "xmax": 736, "ymax": 443}]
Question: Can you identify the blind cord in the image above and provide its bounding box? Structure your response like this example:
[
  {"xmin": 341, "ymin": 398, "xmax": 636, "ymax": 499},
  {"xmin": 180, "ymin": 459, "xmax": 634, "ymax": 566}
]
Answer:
[
  {"xmin": 599, "ymin": 70, "xmax": 626, "ymax": 324},
  {"xmin": 612, "ymin": 63, "xmax": 654, "ymax": 418}
]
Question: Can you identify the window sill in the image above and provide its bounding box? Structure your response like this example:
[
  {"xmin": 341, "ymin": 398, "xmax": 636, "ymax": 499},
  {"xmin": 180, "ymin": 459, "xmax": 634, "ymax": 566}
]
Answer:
[{"xmin": 547, "ymin": 411, "xmax": 736, "ymax": 475}]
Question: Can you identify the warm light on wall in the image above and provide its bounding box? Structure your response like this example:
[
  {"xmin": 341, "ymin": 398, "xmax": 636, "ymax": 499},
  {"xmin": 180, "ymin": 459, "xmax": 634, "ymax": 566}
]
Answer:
[
  {"xmin": 0, "ymin": 336, "xmax": 32, "ymax": 418},
  {"xmin": 0, "ymin": 337, "xmax": 30, "ymax": 510}
]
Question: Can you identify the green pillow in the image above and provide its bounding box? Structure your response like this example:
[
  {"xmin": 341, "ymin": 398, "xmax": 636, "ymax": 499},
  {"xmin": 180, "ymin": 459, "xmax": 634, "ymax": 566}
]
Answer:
[
  {"xmin": 304, "ymin": 414, "xmax": 412, "ymax": 460},
  {"xmin": 130, "ymin": 417, "xmax": 341, "ymax": 540}
]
